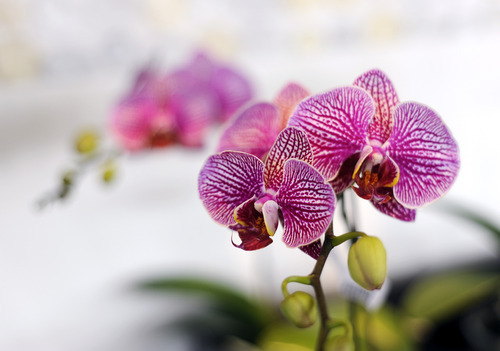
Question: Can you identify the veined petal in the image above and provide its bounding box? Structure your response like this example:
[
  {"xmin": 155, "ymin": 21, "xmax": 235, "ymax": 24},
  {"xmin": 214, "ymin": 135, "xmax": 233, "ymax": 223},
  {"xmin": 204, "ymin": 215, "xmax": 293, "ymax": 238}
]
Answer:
[
  {"xmin": 288, "ymin": 86, "xmax": 374, "ymax": 182},
  {"xmin": 262, "ymin": 200, "xmax": 279, "ymax": 236},
  {"xmin": 273, "ymin": 82, "xmax": 310, "ymax": 130},
  {"xmin": 299, "ymin": 239, "xmax": 322, "ymax": 260},
  {"xmin": 264, "ymin": 127, "xmax": 314, "ymax": 191},
  {"xmin": 277, "ymin": 160, "xmax": 336, "ymax": 248},
  {"xmin": 372, "ymin": 197, "xmax": 416, "ymax": 222},
  {"xmin": 198, "ymin": 152, "xmax": 265, "ymax": 225},
  {"xmin": 388, "ymin": 102, "xmax": 460, "ymax": 208},
  {"xmin": 217, "ymin": 103, "xmax": 281, "ymax": 160},
  {"xmin": 354, "ymin": 69, "xmax": 399, "ymax": 143}
]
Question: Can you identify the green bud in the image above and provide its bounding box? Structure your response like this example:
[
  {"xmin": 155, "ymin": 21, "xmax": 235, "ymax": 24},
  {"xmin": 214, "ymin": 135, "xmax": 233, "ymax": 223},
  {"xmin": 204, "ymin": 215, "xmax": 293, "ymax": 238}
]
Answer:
[
  {"xmin": 348, "ymin": 236, "xmax": 387, "ymax": 290},
  {"xmin": 62, "ymin": 170, "xmax": 75, "ymax": 186},
  {"xmin": 101, "ymin": 160, "xmax": 117, "ymax": 183},
  {"xmin": 75, "ymin": 130, "xmax": 98, "ymax": 154},
  {"xmin": 280, "ymin": 291, "xmax": 317, "ymax": 328}
]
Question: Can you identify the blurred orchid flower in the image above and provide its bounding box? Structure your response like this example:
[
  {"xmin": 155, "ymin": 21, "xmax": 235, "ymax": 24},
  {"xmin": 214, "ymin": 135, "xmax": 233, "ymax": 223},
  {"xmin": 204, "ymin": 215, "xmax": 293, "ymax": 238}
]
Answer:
[
  {"xmin": 199, "ymin": 127, "xmax": 335, "ymax": 257},
  {"xmin": 288, "ymin": 69, "xmax": 460, "ymax": 221},
  {"xmin": 110, "ymin": 53, "xmax": 253, "ymax": 151},
  {"xmin": 217, "ymin": 83, "xmax": 309, "ymax": 160}
]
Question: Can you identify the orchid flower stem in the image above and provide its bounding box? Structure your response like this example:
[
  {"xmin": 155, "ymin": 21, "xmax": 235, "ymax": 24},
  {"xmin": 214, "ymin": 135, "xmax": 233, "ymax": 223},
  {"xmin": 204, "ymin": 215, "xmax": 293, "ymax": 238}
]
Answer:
[
  {"xmin": 327, "ymin": 318, "xmax": 353, "ymax": 339},
  {"xmin": 340, "ymin": 190, "xmax": 364, "ymax": 351},
  {"xmin": 331, "ymin": 231, "xmax": 366, "ymax": 247},
  {"xmin": 281, "ymin": 275, "xmax": 312, "ymax": 298},
  {"xmin": 310, "ymin": 221, "xmax": 335, "ymax": 351}
]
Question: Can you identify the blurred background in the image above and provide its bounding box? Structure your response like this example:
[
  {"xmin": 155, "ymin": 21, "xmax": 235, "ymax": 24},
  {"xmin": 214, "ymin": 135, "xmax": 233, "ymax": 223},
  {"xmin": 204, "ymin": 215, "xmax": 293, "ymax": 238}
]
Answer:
[{"xmin": 1, "ymin": 0, "xmax": 499, "ymax": 350}]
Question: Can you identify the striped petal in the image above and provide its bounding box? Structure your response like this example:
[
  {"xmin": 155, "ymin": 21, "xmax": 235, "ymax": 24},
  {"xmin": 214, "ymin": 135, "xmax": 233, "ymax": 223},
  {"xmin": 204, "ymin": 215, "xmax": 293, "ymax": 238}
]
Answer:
[
  {"xmin": 372, "ymin": 197, "xmax": 416, "ymax": 222},
  {"xmin": 388, "ymin": 102, "xmax": 460, "ymax": 208},
  {"xmin": 354, "ymin": 69, "xmax": 399, "ymax": 144},
  {"xmin": 217, "ymin": 103, "xmax": 281, "ymax": 160},
  {"xmin": 299, "ymin": 239, "xmax": 322, "ymax": 260},
  {"xmin": 277, "ymin": 159, "xmax": 336, "ymax": 248},
  {"xmin": 288, "ymin": 87, "xmax": 374, "ymax": 182},
  {"xmin": 273, "ymin": 82, "xmax": 310, "ymax": 130},
  {"xmin": 198, "ymin": 152, "xmax": 265, "ymax": 225},
  {"xmin": 264, "ymin": 127, "xmax": 313, "ymax": 191}
]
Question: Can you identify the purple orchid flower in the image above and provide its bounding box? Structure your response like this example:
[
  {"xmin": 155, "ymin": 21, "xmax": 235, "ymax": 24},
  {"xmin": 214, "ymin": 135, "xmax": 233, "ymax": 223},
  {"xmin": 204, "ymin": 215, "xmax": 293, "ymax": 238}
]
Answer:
[
  {"xmin": 110, "ymin": 69, "xmax": 216, "ymax": 151},
  {"xmin": 110, "ymin": 53, "xmax": 253, "ymax": 151},
  {"xmin": 199, "ymin": 127, "xmax": 335, "ymax": 257},
  {"xmin": 166, "ymin": 52, "xmax": 254, "ymax": 122},
  {"xmin": 216, "ymin": 82, "xmax": 310, "ymax": 160},
  {"xmin": 288, "ymin": 69, "xmax": 460, "ymax": 221}
]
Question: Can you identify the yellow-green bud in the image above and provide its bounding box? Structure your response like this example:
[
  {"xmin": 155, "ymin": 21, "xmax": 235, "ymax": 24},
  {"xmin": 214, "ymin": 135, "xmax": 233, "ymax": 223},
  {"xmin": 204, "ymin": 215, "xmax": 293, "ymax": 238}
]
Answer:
[
  {"xmin": 75, "ymin": 130, "xmax": 98, "ymax": 154},
  {"xmin": 62, "ymin": 170, "xmax": 75, "ymax": 186},
  {"xmin": 348, "ymin": 236, "xmax": 387, "ymax": 290},
  {"xmin": 101, "ymin": 160, "xmax": 117, "ymax": 183},
  {"xmin": 280, "ymin": 291, "xmax": 317, "ymax": 328}
]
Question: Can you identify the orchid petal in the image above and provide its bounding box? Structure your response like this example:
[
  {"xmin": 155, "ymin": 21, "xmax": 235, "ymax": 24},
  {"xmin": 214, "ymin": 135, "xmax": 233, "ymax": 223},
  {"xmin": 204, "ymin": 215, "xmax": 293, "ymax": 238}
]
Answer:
[
  {"xmin": 110, "ymin": 94, "xmax": 159, "ymax": 151},
  {"xmin": 217, "ymin": 103, "xmax": 281, "ymax": 160},
  {"xmin": 388, "ymin": 102, "xmax": 460, "ymax": 208},
  {"xmin": 329, "ymin": 153, "xmax": 358, "ymax": 193},
  {"xmin": 277, "ymin": 159, "xmax": 335, "ymax": 248},
  {"xmin": 288, "ymin": 86, "xmax": 374, "ymax": 182},
  {"xmin": 262, "ymin": 200, "xmax": 279, "ymax": 236},
  {"xmin": 273, "ymin": 82, "xmax": 310, "ymax": 130},
  {"xmin": 199, "ymin": 152, "xmax": 265, "ymax": 225},
  {"xmin": 264, "ymin": 127, "xmax": 314, "ymax": 191},
  {"xmin": 354, "ymin": 69, "xmax": 399, "ymax": 144},
  {"xmin": 172, "ymin": 91, "xmax": 217, "ymax": 147},
  {"xmin": 372, "ymin": 197, "xmax": 416, "ymax": 222},
  {"xmin": 211, "ymin": 66, "xmax": 254, "ymax": 121},
  {"xmin": 299, "ymin": 239, "xmax": 322, "ymax": 260}
]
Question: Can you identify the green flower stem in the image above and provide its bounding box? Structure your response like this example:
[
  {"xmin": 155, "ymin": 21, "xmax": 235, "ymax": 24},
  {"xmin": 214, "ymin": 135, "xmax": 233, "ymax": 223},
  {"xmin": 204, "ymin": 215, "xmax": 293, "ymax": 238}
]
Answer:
[
  {"xmin": 309, "ymin": 224, "xmax": 366, "ymax": 350},
  {"xmin": 327, "ymin": 318, "xmax": 353, "ymax": 339},
  {"xmin": 310, "ymin": 221, "xmax": 335, "ymax": 351},
  {"xmin": 340, "ymin": 190, "xmax": 364, "ymax": 351},
  {"xmin": 331, "ymin": 231, "xmax": 366, "ymax": 247},
  {"xmin": 281, "ymin": 275, "xmax": 312, "ymax": 298}
]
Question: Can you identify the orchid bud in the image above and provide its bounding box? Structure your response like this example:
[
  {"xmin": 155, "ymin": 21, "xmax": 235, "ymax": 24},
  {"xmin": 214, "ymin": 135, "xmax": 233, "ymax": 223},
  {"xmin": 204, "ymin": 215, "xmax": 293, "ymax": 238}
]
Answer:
[
  {"xmin": 101, "ymin": 160, "xmax": 117, "ymax": 183},
  {"xmin": 280, "ymin": 291, "xmax": 317, "ymax": 328},
  {"xmin": 348, "ymin": 236, "xmax": 387, "ymax": 290},
  {"xmin": 75, "ymin": 130, "xmax": 98, "ymax": 154}
]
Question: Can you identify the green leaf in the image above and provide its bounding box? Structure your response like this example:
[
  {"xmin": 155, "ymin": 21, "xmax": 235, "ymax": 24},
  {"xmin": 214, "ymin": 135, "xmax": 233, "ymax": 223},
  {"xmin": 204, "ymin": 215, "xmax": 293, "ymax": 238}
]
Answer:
[
  {"xmin": 138, "ymin": 277, "xmax": 274, "ymax": 334},
  {"xmin": 440, "ymin": 202, "xmax": 500, "ymax": 243},
  {"xmin": 402, "ymin": 271, "xmax": 500, "ymax": 321}
]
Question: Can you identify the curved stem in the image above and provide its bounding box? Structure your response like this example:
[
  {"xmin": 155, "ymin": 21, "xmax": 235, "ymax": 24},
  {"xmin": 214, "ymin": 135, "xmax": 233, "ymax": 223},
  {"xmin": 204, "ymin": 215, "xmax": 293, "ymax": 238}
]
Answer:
[{"xmin": 281, "ymin": 275, "xmax": 312, "ymax": 297}]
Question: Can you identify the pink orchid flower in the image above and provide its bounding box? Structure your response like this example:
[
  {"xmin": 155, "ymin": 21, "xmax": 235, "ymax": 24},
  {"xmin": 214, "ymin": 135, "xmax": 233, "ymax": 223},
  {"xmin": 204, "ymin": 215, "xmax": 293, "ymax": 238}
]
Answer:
[
  {"xmin": 216, "ymin": 82, "xmax": 309, "ymax": 160},
  {"xmin": 199, "ymin": 127, "xmax": 335, "ymax": 258},
  {"xmin": 288, "ymin": 69, "xmax": 460, "ymax": 221},
  {"xmin": 110, "ymin": 53, "xmax": 253, "ymax": 151}
]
